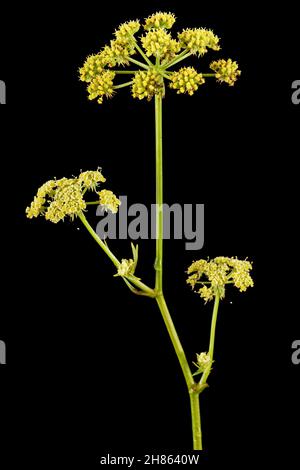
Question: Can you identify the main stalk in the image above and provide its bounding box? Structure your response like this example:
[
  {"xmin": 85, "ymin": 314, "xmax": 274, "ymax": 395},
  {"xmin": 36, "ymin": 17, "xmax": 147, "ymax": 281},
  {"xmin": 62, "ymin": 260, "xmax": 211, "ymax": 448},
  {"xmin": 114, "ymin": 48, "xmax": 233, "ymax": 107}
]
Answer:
[{"xmin": 153, "ymin": 93, "xmax": 202, "ymax": 450}]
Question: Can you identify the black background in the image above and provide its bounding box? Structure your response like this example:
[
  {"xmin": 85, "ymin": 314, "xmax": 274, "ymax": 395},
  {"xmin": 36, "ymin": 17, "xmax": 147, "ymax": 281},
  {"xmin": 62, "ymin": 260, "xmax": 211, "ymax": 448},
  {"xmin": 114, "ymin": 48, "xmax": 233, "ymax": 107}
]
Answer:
[{"xmin": 1, "ymin": 0, "xmax": 299, "ymax": 467}]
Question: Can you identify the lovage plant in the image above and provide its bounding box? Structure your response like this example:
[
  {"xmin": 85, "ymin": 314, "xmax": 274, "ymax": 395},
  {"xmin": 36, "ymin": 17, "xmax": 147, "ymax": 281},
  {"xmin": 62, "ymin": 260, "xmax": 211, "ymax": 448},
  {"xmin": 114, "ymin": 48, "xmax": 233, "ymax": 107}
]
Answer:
[{"xmin": 26, "ymin": 12, "xmax": 253, "ymax": 450}]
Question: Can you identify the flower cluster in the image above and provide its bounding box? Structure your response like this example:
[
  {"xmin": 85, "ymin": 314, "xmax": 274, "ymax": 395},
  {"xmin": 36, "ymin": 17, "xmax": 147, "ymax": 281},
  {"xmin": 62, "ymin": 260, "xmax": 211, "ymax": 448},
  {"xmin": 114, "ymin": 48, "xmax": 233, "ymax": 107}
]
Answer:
[
  {"xmin": 210, "ymin": 59, "xmax": 241, "ymax": 86},
  {"xmin": 80, "ymin": 12, "xmax": 241, "ymax": 105},
  {"xmin": 105, "ymin": 40, "xmax": 135, "ymax": 67},
  {"xmin": 26, "ymin": 170, "xmax": 120, "ymax": 223},
  {"xmin": 98, "ymin": 189, "xmax": 121, "ymax": 214},
  {"xmin": 79, "ymin": 170, "xmax": 106, "ymax": 190},
  {"xmin": 87, "ymin": 70, "xmax": 116, "ymax": 104},
  {"xmin": 114, "ymin": 20, "xmax": 140, "ymax": 41},
  {"xmin": 45, "ymin": 179, "xmax": 86, "ymax": 223},
  {"xmin": 192, "ymin": 352, "xmax": 212, "ymax": 377},
  {"xmin": 178, "ymin": 28, "xmax": 220, "ymax": 56},
  {"xmin": 197, "ymin": 352, "xmax": 211, "ymax": 369},
  {"xmin": 141, "ymin": 29, "xmax": 180, "ymax": 61},
  {"xmin": 187, "ymin": 257, "xmax": 254, "ymax": 302},
  {"xmin": 132, "ymin": 70, "xmax": 164, "ymax": 100},
  {"xmin": 116, "ymin": 258, "xmax": 135, "ymax": 277},
  {"xmin": 144, "ymin": 12, "xmax": 176, "ymax": 30},
  {"xmin": 26, "ymin": 177, "xmax": 87, "ymax": 223},
  {"xmin": 79, "ymin": 54, "xmax": 105, "ymax": 83},
  {"xmin": 169, "ymin": 67, "xmax": 205, "ymax": 95},
  {"xmin": 26, "ymin": 180, "xmax": 57, "ymax": 219}
]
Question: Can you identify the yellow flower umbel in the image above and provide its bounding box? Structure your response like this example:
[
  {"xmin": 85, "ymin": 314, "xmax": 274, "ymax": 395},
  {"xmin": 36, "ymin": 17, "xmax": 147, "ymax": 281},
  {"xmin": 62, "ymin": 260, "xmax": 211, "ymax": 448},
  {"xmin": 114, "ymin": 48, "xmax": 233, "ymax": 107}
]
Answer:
[
  {"xmin": 114, "ymin": 20, "xmax": 140, "ymax": 40},
  {"xmin": 87, "ymin": 70, "xmax": 116, "ymax": 105},
  {"xmin": 169, "ymin": 67, "xmax": 205, "ymax": 95},
  {"xmin": 116, "ymin": 259, "xmax": 135, "ymax": 277},
  {"xmin": 210, "ymin": 59, "xmax": 241, "ymax": 86},
  {"xmin": 79, "ymin": 54, "xmax": 105, "ymax": 83},
  {"xmin": 144, "ymin": 12, "xmax": 176, "ymax": 30},
  {"xmin": 79, "ymin": 170, "xmax": 106, "ymax": 190},
  {"xmin": 45, "ymin": 179, "xmax": 86, "ymax": 223},
  {"xmin": 98, "ymin": 189, "xmax": 121, "ymax": 214},
  {"xmin": 26, "ymin": 169, "xmax": 115, "ymax": 223},
  {"xmin": 178, "ymin": 28, "xmax": 220, "ymax": 56},
  {"xmin": 187, "ymin": 257, "xmax": 254, "ymax": 302},
  {"xmin": 79, "ymin": 11, "xmax": 241, "ymax": 105},
  {"xmin": 132, "ymin": 70, "xmax": 164, "ymax": 100},
  {"xmin": 192, "ymin": 352, "xmax": 213, "ymax": 377},
  {"xmin": 141, "ymin": 29, "xmax": 180, "ymax": 62}
]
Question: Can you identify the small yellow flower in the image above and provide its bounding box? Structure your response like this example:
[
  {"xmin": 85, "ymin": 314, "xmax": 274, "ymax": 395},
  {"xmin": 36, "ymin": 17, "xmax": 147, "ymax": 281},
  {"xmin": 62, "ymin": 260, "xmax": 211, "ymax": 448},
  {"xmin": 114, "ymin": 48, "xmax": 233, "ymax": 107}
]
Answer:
[
  {"xmin": 169, "ymin": 67, "xmax": 205, "ymax": 96},
  {"xmin": 116, "ymin": 259, "xmax": 135, "ymax": 277},
  {"xmin": 187, "ymin": 257, "xmax": 253, "ymax": 301},
  {"xmin": 26, "ymin": 196, "xmax": 45, "ymax": 219},
  {"xmin": 79, "ymin": 170, "xmax": 106, "ymax": 190},
  {"xmin": 79, "ymin": 54, "xmax": 105, "ymax": 83},
  {"xmin": 198, "ymin": 285, "xmax": 214, "ymax": 303},
  {"xmin": 131, "ymin": 70, "xmax": 164, "ymax": 101},
  {"xmin": 114, "ymin": 20, "xmax": 140, "ymax": 41},
  {"xmin": 87, "ymin": 70, "xmax": 116, "ymax": 104},
  {"xmin": 26, "ymin": 170, "xmax": 109, "ymax": 223},
  {"xmin": 26, "ymin": 180, "xmax": 57, "ymax": 218},
  {"xmin": 45, "ymin": 179, "xmax": 86, "ymax": 224},
  {"xmin": 98, "ymin": 189, "xmax": 121, "ymax": 213},
  {"xmin": 93, "ymin": 39, "xmax": 136, "ymax": 70},
  {"xmin": 210, "ymin": 59, "xmax": 241, "ymax": 86},
  {"xmin": 144, "ymin": 12, "xmax": 176, "ymax": 30},
  {"xmin": 178, "ymin": 28, "xmax": 220, "ymax": 56},
  {"xmin": 196, "ymin": 352, "xmax": 212, "ymax": 370},
  {"xmin": 192, "ymin": 352, "xmax": 213, "ymax": 376},
  {"xmin": 110, "ymin": 38, "xmax": 135, "ymax": 66},
  {"xmin": 141, "ymin": 29, "xmax": 180, "ymax": 61},
  {"xmin": 37, "ymin": 180, "xmax": 56, "ymax": 198}
]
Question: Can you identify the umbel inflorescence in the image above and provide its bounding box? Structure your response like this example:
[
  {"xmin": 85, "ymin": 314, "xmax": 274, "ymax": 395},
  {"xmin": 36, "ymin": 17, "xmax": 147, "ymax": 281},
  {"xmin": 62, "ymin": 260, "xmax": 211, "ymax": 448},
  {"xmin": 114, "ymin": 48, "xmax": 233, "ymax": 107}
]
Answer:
[
  {"xmin": 79, "ymin": 11, "xmax": 241, "ymax": 105},
  {"xmin": 187, "ymin": 257, "xmax": 254, "ymax": 302},
  {"xmin": 26, "ymin": 170, "xmax": 120, "ymax": 223}
]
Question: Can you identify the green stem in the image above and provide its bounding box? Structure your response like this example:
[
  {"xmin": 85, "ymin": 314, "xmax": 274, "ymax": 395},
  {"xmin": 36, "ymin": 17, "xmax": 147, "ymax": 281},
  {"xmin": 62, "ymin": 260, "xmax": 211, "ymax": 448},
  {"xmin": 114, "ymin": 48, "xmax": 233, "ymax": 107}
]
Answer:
[
  {"xmin": 156, "ymin": 294, "xmax": 194, "ymax": 389},
  {"xmin": 128, "ymin": 57, "xmax": 149, "ymax": 70},
  {"xmin": 208, "ymin": 293, "xmax": 220, "ymax": 360},
  {"xmin": 114, "ymin": 81, "xmax": 133, "ymax": 90},
  {"xmin": 113, "ymin": 70, "xmax": 139, "ymax": 74},
  {"xmin": 126, "ymin": 275, "xmax": 156, "ymax": 298},
  {"xmin": 131, "ymin": 38, "xmax": 153, "ymax": 67},
  {"xmin": 202, "ymin": 73, "xmax": 216, "ymax": 78},
  {"xmin": 200, "ymin": 293, "xmax": 220, "ymax": 385},
  {"xmin": 189, "ymin": 393, "xmax": 203, "ymax": 450},
  {"xmin": 165, "ymin": 51, "xmax": 192, "ymax": 69},
  {"xmin": 163, "ymin": 49, "xmax": 189, "ymax": 68},
  {"xmin": 156, "ymin": 295, "xmax": 203, "ymax": 450},
  {"xmin": 160, "ymin": 71, "xmax": 172, "ymax": 80},
  {"xmin": 78, "ymin": 212, "xmax": 119, "ymax": 268},
  {"xmin": 154, "ymin": 94, "xmax": 163, "ymax": 293},
  {"xmin": 78, "ymin": 212, "xmax": 154, "ymax": 296},
  {"xmin": 153, "ymin": 92, "xmax": 202, "ymax": 449}
]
